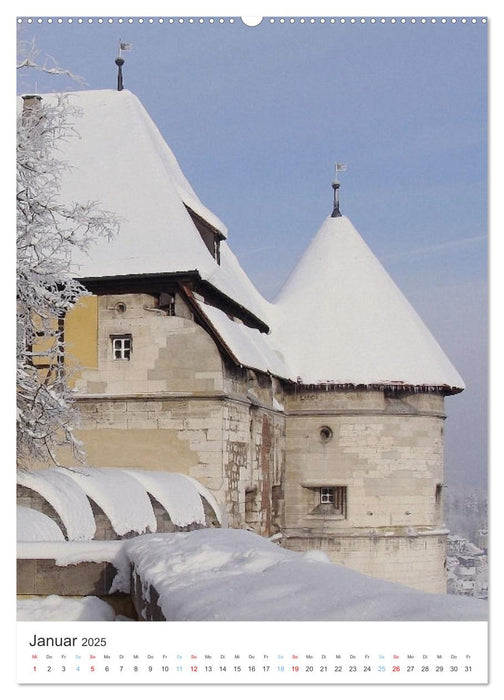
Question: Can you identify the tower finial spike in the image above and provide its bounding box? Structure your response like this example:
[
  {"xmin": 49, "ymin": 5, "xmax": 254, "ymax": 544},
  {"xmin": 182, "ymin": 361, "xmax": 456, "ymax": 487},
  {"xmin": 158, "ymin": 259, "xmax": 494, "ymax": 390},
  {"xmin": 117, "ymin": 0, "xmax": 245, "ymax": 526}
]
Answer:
[
  {"xmin": 331, "ymin": 162, "xmax": 347, "ymax": 217},
  {"xmin": 115, "ymin": 39, "xmax": 133, "ymax": 91},
  {"xmin": 115, "ymin": 55, "xmax": 125, "ymax": 91}
]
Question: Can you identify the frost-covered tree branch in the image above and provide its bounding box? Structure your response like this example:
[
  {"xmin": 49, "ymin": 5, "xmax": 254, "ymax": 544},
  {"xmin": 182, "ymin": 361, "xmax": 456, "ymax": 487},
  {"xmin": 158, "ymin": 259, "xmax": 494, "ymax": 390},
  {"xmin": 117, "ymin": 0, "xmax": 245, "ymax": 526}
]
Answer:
[
  {"xmin": 17, "ymin": 90, "xmax": 120, "ymax": 466},
  {"xmin": 17, "ymin": 38, "xmax": 85, "ymax": 85}
]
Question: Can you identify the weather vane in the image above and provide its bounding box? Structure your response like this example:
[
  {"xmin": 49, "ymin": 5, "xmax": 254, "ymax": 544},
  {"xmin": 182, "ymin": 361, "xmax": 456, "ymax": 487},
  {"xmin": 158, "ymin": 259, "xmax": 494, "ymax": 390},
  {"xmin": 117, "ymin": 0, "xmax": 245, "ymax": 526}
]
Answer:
[
  {"xmin": 332, "ymin": 162, "xmax": 347, "ymax": 218},
  {"xmin": 115, "ymin": 40, "xmax": 133, "ymax": 91}
]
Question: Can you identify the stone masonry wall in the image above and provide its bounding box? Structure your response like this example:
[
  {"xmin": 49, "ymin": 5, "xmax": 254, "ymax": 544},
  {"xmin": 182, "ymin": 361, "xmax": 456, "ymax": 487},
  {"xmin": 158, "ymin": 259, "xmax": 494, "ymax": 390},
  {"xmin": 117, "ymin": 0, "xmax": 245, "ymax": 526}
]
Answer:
[
  {"xmin": 282, "ymin": 388, "xmax": 447, "ymax": 591},
  {"xmin": 73, "ymin": 293, "xmax": 224, "ymax": 396},
  {"xmin": 284, "ymin": 389, "xmax": 445, "ymax": 532},
  {"xmin": 282, "ymin": 531, "xmax": 448, "ymax": 594},
  {"xmin": 66, "ymin": 293, "xmax": 288, "ymax": 532},
  {"xmin": 71, "ymin": 394, "xmax": 285, "ymax": 533},
  {"xmin": 221, "ymin": 365, "xmax": 286, "ymax": 533}
]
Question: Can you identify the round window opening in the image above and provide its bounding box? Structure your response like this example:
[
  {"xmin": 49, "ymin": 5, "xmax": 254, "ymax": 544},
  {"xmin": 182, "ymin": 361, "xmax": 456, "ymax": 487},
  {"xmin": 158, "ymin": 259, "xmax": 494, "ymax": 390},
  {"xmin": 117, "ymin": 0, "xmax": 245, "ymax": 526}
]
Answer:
[
  {"xmin": 319, "ymin": 426, "xmax": 333, "ymax": 443},
  {"xmin": 114, "ymin": 302, "xmax": 127, "ymax": 314}
]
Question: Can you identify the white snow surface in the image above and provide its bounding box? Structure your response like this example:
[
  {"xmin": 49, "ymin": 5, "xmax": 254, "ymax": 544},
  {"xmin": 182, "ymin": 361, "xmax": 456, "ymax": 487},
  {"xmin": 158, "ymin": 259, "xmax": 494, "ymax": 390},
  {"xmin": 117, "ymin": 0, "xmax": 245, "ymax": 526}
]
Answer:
[
  {"xmin": 17, "ymin": 467, "xmax": 223, "ymax": 536},
  {"xmin": 60, "ymin": 467, "xmax": 156, "ymax": 536},
  {"xmin": 125, "ymin": 470, "xmax": 206, "ymax": 527},
  {"xmin": 125, "ymin": 529, "xmax": 487, "ymax": 621},
  {"xmin": 180, "ymin": 474, "xmax": 223, "ymax": 525},
  {"xmin": 17, "ymin": 594, "xmax": 116, "ymax": 621},
  {"xmin": 194, "ymin": 216, "xmax": 464, "ymax": 390},
  {"xmin": 205, "ymin": 240, "xmax": 275, "ymax": 326},
  {"xmin": 17, "ymin": 468, "xmax": 96, "ymax": 541},
  {"xmin": 17, "ymin": 505, "xmax": 65, "ymax": 542},
  {"xmin": 273, "ymin": 215, "xmax": 465, "ymax": 389},
  {"xmin": 16, "ymin": 530, "xmax": 487, "ymax": 620},
  {"xmin": 26, "ymin": 90, "xmax": 268, "ymax": 325},
  {"xmin": 195, "ymin": 300, "xmax": 291, "ymax": 378}
]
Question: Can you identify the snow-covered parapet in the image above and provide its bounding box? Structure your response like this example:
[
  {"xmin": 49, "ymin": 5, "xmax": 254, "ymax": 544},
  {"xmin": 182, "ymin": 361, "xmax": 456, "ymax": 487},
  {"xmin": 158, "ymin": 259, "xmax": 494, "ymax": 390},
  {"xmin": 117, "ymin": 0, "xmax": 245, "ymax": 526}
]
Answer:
[
  {"xmin": 125, "ymin": 529, "xmax": 488, "ymax": 622},
  {"xmin": 17, "ymin": 468, "xmax": 96, "ymax": 540},
  {"xmin": 16, "ymin": 529, "xmax": 489, "ymax": 620},
  {"xmin": 17, "ymin": 505, "xmax": 65, "ymax": 542},
  {"xmin": 61, "ymin": 467, "xmax": 157, "ymax": 537}
]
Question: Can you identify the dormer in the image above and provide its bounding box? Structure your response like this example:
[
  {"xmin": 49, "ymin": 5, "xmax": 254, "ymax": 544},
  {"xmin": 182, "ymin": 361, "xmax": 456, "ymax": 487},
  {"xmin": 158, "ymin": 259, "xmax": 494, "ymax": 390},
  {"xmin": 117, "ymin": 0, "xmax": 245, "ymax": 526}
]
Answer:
[{"xmin": 186, "ymin": 205, "xmax": 226, "ymax": 264}]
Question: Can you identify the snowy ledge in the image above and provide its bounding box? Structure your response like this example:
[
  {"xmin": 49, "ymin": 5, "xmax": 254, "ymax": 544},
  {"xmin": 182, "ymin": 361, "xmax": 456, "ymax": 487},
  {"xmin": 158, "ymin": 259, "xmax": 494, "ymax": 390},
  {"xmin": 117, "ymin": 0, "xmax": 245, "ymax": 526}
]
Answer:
[
  {"xmin": 17, "ymin": 540, "xmax": 127, "ymax": 565},
  {"xmin": 17, "ymin": 530, "xmax": 488, "ymax": 622},
  {"xmin": 123, "ymin": 529, "xmax": 487, "ymax": 622}
]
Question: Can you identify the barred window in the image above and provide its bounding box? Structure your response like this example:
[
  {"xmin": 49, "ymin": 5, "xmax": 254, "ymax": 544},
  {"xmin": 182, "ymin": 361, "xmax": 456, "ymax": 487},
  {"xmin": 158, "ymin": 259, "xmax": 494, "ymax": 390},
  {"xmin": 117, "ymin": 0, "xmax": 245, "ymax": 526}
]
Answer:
[
  {"xmin": 319, "ymin": 486, "xmax": 347, "ymax": 517},
  {"xmin": 320, "ymin": 487, "xmax": 334, "ymax": 504}
]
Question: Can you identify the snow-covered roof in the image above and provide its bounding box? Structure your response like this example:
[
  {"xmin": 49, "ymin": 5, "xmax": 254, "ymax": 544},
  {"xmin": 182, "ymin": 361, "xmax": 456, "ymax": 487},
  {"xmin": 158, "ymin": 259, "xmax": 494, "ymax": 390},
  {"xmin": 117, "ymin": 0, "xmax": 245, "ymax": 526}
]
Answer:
[
  {"xmin": 179, "ymin": 474, "xmax": 223, "ymax": 525},
  {"xmin": 20, "ymin": 89, "xmax": 463, "ymax": 392},
  {"xmin": 188, "ymin": 214, "xmax": 463, "ymax": 392},
  {"xmin": 272, "ymin": 215, "xmax": 465, "ymax": 391},
  {"xmin": 17, "ymin": 468, "xmax": 96, "ymax": 541},
  {"xmin": 195, "ymin": 299, "xmax": 291, "ymax": 379},
  {"xmin": 23, "ymin": 90, "xmax": 269, "ymax": 325}
]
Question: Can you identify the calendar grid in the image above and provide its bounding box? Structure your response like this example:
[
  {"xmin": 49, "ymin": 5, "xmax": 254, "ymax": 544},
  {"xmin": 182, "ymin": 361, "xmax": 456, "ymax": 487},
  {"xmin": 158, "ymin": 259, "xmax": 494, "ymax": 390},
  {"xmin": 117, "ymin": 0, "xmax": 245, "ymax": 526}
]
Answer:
[{"xmin": 17, "ymin": 621, "xmax": 488, "ymax": 684}]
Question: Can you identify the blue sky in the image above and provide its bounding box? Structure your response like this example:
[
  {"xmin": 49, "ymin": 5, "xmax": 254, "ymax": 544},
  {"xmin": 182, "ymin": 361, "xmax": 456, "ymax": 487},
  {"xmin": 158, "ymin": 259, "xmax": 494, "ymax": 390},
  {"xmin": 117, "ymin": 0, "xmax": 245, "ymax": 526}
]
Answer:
[{"xmin": 16, "ymin": 14, "xmax": 488, "ymax": 488}]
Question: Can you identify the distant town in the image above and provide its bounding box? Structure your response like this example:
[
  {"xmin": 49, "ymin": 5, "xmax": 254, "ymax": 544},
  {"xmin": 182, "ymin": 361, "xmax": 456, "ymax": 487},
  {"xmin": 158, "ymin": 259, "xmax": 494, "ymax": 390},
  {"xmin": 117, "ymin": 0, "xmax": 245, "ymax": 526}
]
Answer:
[{"xmin": 444, "ymin": 485, "xmax": 488, "ymax": 599}]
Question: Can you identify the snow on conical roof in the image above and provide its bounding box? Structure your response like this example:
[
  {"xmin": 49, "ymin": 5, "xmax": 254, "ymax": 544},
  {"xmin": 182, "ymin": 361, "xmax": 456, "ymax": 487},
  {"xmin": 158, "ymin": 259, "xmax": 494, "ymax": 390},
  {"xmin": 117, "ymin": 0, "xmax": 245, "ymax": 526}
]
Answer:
[
  {"xmin": 28, "ymin": 89, "xmax": 267, "ymax": 324},
  {"xmin": 273, "ymin": 215, "xmax": 464, "ymax": 391}
]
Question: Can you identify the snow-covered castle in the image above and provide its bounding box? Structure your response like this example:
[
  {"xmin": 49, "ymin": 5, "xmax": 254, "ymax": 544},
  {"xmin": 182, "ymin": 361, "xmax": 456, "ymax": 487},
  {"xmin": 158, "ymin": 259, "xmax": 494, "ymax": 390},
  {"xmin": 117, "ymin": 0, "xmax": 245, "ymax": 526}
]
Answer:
[{"xmin": 20, "ymin": 88, "xmax": 464, "ymax": 594}]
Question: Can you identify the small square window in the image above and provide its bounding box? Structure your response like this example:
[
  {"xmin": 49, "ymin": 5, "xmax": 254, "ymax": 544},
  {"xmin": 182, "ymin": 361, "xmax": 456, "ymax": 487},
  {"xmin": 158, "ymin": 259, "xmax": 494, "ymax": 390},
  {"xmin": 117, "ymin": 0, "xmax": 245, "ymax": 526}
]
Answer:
[
  {"xmin": 320, "ymin": 487, "xmax": 334, "ymax": 504},
  {"xmin": 111, "ymin": 335, "xmax": 132, "ymax": 360},
  {"xmin": 313, "ymin": 486, "xmax": 347, "ymax": 517}
]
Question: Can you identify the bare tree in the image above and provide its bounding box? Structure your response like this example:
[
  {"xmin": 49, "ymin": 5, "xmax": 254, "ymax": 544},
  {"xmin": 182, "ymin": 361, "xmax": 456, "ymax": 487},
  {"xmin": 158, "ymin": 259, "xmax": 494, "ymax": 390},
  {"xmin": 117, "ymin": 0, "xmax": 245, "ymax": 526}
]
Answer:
[{"xmin": 17, "ymin": 47, "xmax": 119, "ymax": 466}]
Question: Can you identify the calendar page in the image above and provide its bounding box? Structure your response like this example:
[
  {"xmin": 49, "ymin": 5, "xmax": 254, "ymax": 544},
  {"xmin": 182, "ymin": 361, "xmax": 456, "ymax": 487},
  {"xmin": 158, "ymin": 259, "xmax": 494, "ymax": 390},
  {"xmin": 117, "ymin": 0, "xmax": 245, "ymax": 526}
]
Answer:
[{"xmin": 14, "ymin": 2, "xmax": 489, "ymax": 690}]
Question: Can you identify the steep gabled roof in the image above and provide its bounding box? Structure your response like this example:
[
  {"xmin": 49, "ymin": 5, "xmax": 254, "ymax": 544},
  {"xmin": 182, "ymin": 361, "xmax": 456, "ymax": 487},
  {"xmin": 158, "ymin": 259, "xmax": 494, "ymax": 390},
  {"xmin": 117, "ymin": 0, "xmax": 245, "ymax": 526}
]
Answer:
[
  {"xmin": 272, "ymin": 215, "xmax": 464, "ymax": 392},
  {"xmin": 28, "ymin": 89, "xmax": 268, "ymax": 325}
]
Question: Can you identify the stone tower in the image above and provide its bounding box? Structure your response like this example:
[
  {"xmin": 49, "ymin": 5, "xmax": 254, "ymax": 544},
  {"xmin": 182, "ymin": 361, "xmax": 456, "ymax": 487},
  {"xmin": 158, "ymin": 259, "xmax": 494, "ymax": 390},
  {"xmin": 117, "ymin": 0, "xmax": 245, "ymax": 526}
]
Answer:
[{"xmin": 273, "ymin": 215, "xmax": 464, "ymax": 593}]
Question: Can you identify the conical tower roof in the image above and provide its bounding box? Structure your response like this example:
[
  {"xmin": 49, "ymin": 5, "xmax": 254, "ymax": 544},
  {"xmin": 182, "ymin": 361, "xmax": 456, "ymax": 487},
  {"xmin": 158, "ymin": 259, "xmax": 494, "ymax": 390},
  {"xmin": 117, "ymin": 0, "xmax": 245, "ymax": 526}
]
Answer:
[{"xmin": 273, "ymin": 215, "xmax": 464, "ymax": 392}]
